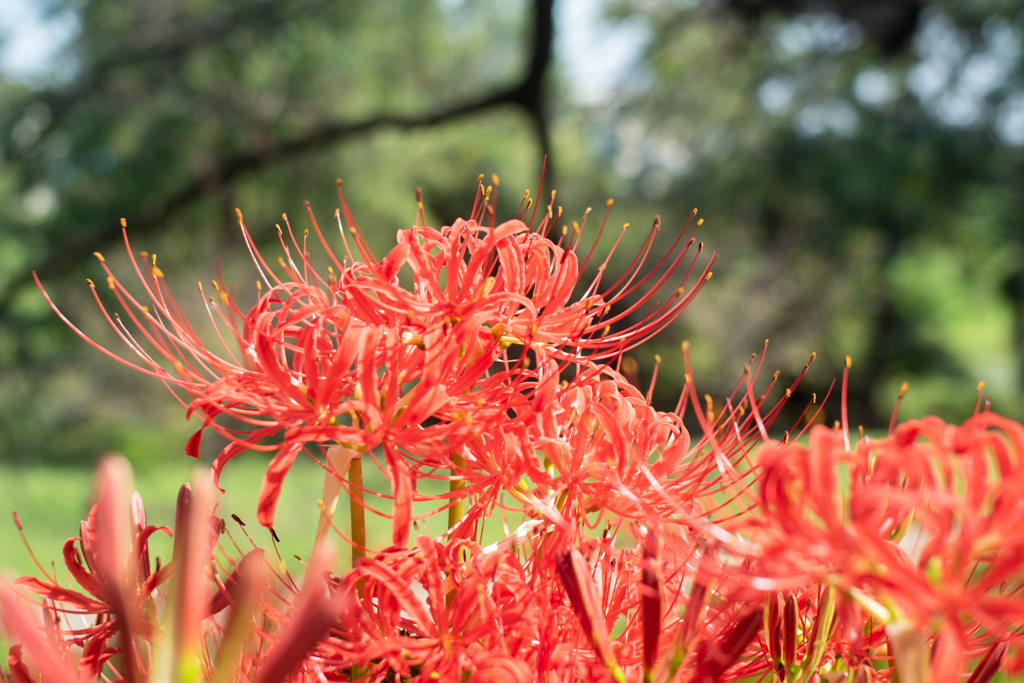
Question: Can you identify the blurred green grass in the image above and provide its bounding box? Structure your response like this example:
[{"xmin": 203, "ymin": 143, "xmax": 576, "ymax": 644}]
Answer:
[{"xmin": 0, "ymin": 454, "xmax": 522, "ymax": 579}]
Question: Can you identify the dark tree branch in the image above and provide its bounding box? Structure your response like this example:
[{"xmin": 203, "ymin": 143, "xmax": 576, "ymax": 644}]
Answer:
[{"xmin": 2, "ymin": 0, "xmax": 555, "ymax": 314}]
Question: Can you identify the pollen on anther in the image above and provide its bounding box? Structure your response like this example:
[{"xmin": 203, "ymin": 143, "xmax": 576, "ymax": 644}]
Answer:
[
  {"xmin": 93, "ymin": 252, "xmax": 106, "ymax": 263},
  {"xmin": 107, "ymin": 276, "xmax": 115, "ymax": 289},
  {"xmin": 845, "ymin": 355, "xmax": 852, "ymax": 369},
  {"xmin": 697, "ymin": 218, "xmax": 704, "ymax": 226},
  {"xmin": 119, "ymin": 218, "xmax": 127, "ymax": 228},
  {"xmin": 86, "ymin": 278, "xmax": 94, "ymax": 286}
]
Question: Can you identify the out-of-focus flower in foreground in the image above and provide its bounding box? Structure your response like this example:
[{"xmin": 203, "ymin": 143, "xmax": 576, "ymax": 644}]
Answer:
[{"xmin": 2, "ymin": 455, "xmax": 344, "ymax": 683}]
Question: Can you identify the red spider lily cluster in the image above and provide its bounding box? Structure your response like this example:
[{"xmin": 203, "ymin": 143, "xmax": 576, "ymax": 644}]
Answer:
[{"xmin": 4, "ymin": 177, "xmax": 1024, "ymax": 683}]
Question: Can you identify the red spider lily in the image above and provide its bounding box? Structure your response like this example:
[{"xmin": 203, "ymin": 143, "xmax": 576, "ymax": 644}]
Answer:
[
  {"xmin": 19, "ymin": 178, "xmax": 1024, "ymax": 683},
  {"xmin": 35, "ymin": 182, "xmax": 711, "ymax": 534},
  {"xmin": 2, "ymin": 457, "xmax": 344, "ymax": 683},
  {"xmin": 6, "ymin": 457, "xmax": 172, "ymax": 683},
  {"xmin": 746, "ymin": 397, "xmax": 1024, "ymax": 681}
]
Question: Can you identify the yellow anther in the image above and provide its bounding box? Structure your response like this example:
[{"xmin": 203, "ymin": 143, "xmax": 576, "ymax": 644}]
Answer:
[
  {"xmin": 85, "ymin": 278, "xmax": 94, "ymax": 286},
  {"xmin": 93, "ymin": 252, "xmax": 105, "ymax": 263},
  {"xmin": 697, "ymin": 218, "xmax": 704, "ymax": 226},
  {"xmin": 235, "ymin": 207, "xmax": 243, "ymax": 223},
  {"xmin": 119, "ymin": 218, "xmax": 127, "ymax": 228},
  {"xmin": 654, "ymin": 354, "xmax": 662, "ymax": 364},
  {"xmin": 152, "ymin": 267, "xmax": 164, "ymax": 278},
  {"xmin": 107, "ymin": 276, "xmax": 115, "ymax": 289}
]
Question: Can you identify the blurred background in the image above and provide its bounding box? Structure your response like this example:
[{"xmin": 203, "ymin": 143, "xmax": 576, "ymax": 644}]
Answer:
[{"xmin": 1, "ymin": 0, "xmax": 1023, "ymax": 568}]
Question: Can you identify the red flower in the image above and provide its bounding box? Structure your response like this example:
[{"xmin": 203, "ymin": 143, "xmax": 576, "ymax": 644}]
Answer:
[{"xmin": 37, "ymin": 183, "xmax": 710, "ymax": 531}]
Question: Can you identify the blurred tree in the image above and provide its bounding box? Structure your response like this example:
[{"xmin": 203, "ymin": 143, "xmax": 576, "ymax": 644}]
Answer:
[
  {"xmin": 1, "ymin": 0, "xmax": 1022, "ymax": 464},
  {"xmin": 595, "ymin": 0, "xmax": 1024, "ymax": 429}
]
